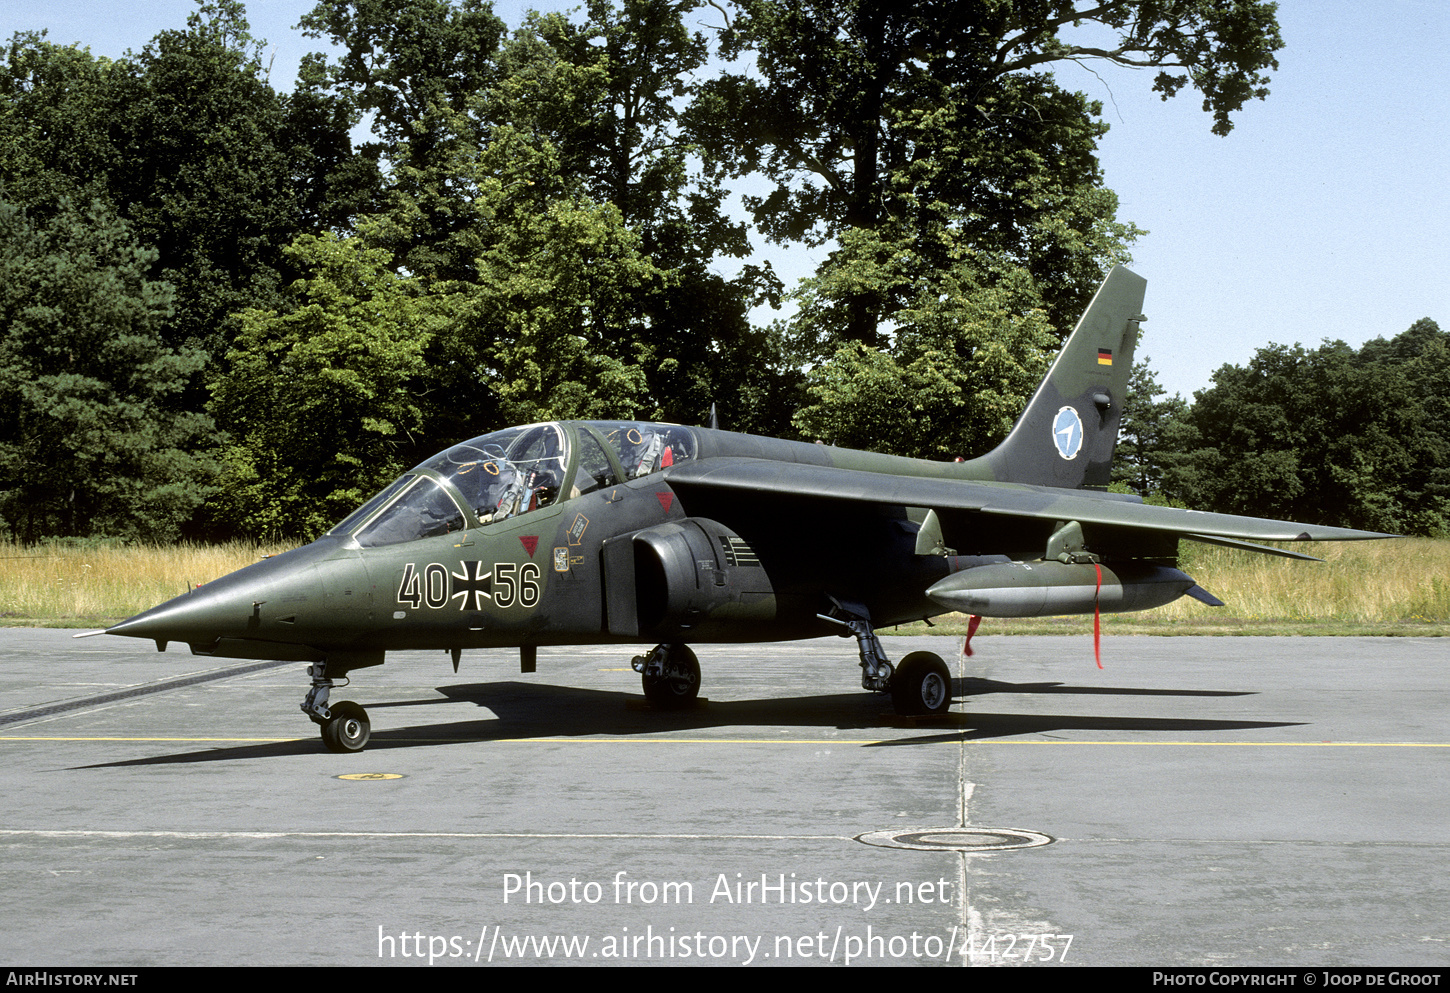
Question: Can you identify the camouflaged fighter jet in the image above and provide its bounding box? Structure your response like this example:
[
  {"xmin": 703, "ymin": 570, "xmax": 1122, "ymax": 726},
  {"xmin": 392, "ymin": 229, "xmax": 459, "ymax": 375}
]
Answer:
[{"xmin": 94, "ymin": 265, "xmax": 1391, "ymax": 751}]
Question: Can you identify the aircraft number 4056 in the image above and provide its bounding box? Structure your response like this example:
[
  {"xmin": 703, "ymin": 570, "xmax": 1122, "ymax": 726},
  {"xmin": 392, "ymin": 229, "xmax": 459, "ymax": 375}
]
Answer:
[{"xmin": 396, "ymin": 561, "xmax": 541, "ymax": 611}]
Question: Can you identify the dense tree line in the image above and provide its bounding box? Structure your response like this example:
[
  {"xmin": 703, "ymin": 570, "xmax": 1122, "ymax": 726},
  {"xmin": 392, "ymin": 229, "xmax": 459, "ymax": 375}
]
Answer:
[
  {"xmin": 7, "ymin": 0, "xmax": 1374, "ymax": 543},
  {"xmin": 1152, "ymin": 320, "xmax": 1450, "ymax": 536}
]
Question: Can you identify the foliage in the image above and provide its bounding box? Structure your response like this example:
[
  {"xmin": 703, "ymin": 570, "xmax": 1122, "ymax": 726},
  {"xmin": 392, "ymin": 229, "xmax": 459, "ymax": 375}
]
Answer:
[
  {"xmin": 510, "ymin": 1, "xmax": 796, "ymax": 431},
  {"xmin": 299, "ymin": 0, "xmax": 509, "ymax": 285},
  {"xmin": 690, "ymin": 0, "xmax": 1276, "ymax": 348},
  {"xmin": 1111, "ymin": 355, "xmax": 1187, "ymax": 497},
  {"xmin": 793, "ymin": 241, "xmax": 1055, "ymax": 456},
  {"xmin": 448, "ymin": 125, "xmax": 665, "ymax": 428},
  {"xmin": 211, "ymin": 112, "xmax": 674, "ymax": 535},
  {"xmin": 685, "ymin": 0, "xmax": 1280, "ymax": 452},
  {"xmin": 0, "ymin": 33, "xmax": 122, "ymax": 213},
  {"xmin": 355, "ymin": 103, "xmax": 671, "ymax": 444},
  {"xmin": 0, "ymin": 3, "xmax": 373, "ymax": 365},
  {"xmin": 111, "ymin": 1, "xmax": 368, "ymax": 358},
  {"xmin": 1163, "ymin": 320, "xmax": 1450, "ymax": 535},
  {"xmin": 299, "ymin": 0, "xmax": 507, "ymax": 148},
  {"xmin": 208, "ymin": 230, "xmax": 439, "ymax": 539},
  {"xmin": 303, "ymin": 0, "xmax": 798, "ymax": 433},
  {"xmin": 0, "ymin": 198, "xmax": 216, "ymax": 541}
]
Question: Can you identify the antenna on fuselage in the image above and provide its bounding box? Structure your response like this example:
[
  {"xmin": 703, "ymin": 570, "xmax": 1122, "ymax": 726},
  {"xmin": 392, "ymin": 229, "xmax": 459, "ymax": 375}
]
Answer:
[{"xmin": 708, "ymin": 403, "xmax": 719, "ymax": 430}]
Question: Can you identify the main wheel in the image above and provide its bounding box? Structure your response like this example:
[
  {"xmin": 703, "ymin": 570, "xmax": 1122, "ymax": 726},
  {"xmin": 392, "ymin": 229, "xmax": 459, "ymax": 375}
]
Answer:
[
  {"xmin": 891, "ymin": 652, "xmax": 952, "ymax": 716},
  {"xmin": 641, "ymin": 644, "xmax": 701, "ymax": 710},
  {"xmin": 321, "ymin": 701, "xmax": 371, "ymax": 753}
]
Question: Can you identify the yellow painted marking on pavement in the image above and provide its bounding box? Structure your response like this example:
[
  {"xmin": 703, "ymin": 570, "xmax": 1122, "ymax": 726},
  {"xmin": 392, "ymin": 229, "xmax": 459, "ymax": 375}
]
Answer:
[
  {"xmin": 336, "ymin": 773, "xmax": 404, "ymax": 780},
  {"xmin": 1, "ymin": 735, "xmax": 1447, "ymax": 747}
]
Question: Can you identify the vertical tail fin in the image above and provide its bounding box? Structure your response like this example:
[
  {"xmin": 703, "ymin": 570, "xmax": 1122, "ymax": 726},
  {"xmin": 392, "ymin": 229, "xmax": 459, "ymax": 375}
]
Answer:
[{"xmin": 972, "ymin": 265, "xmax": 1147, "ymax": 489}]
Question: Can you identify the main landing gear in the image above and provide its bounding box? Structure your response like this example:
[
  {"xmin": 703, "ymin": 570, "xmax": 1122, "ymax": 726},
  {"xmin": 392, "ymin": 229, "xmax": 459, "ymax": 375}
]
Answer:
[
  {"xmin": 820, "ymin": 598, "xmax": 953, "ymax": 717},
  {"xmin": 302, "ymin": 661, "xmax": 372, "ymax": 753},
  {"xmin": 633, "ymin": 643, "xmax": 701, "ymax": 710},
  {"xmin": 628, "ymin": 609, "xmax": 953, "ymax": 717},
  {"xmin": 891, "ymin": 652, "xmax": 952, "ymax": 716}
]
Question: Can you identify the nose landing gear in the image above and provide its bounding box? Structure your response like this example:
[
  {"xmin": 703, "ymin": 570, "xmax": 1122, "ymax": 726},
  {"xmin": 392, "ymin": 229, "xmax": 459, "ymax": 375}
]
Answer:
[
  {"xmin": 302, "ymin": 660, "xmax": 373, "ymax": 752},
  {"xmin": 320, "ymin": 700, "xmax": 371, "ymax": 753}
]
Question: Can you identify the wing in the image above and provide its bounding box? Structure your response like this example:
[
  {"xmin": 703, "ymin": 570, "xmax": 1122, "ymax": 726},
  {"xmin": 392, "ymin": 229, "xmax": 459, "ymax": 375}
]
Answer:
[{"xmin": 665, "ymin": 457, "xmax": 1394, "ymax": 552}]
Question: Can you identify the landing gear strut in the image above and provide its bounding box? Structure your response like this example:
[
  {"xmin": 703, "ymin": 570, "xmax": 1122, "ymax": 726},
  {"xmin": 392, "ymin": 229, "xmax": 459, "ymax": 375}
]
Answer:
[
  {"xmin": 818, "ymin": 597, "xmax": 895, "ymax": 692},
  {"xmin": 819, "ymin": 598, "xmax": 953, "ymax": 716},
  {"xmin": 302, "ymin": 661, "xmax": 371, "ymax": 753},
  {"xmin": 633, "ymin": 643, "xmax": 701, "ymax": 709}
]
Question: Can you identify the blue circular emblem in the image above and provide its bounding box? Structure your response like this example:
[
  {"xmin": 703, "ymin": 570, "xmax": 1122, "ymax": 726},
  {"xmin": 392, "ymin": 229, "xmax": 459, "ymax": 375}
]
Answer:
[{"xmin": 1052, "ymin": 406, "xmax": 1083, "ymax": 460}]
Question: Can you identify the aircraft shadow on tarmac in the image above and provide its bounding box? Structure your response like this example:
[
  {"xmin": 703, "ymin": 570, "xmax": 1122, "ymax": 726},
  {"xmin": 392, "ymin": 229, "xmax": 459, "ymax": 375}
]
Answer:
[
  {"xmin": 957, "ymin": 677, "xmax": 1253, "ymax": 698},
  {"xmin": 73, "ymin": 676, "xmax": 1300, "ymax": 768}
]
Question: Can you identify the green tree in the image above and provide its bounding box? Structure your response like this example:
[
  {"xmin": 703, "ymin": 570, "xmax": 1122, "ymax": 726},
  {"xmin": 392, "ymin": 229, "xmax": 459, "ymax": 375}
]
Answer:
[
  {"xmin": 691, "ymin": 0, "xmax": 1280, "ymax": 347},
  {"xmin": 305, "ymin": 0, "xmax": 798, "ymax": 432},
  {"xmin": 0, "ymin": 198, "xmax": 215, "ymax": 541},
  {"xmin": 0, "ymin": 33, "xmax": 121, "ymax": 215},
  {"xmin": 298, "ymin": 0, "xmax": 508, "ymax": 284},
  {"xmin": 302, "ymin": 1, "xmax": 795, "ymax": 437},
  {"xmin": 424, "ymin": 124, "xmax": 665, "ymax": 435},
  {"xmin": 2, "ymin": 3, "xmax": 374, "ymax": 366},
  {"xmin": 1112, "ymin": 355, "xmax": 1187, "ymax": 497},
  {"xmin": 1163, "ymin": 323, "xmax": 1450, "ymax": 534},
  {"xmin": 504, "ymin": 0, "xmax": 794, "ymax": 430},
  {"xmin": 793, "ymin": 251, "xmax": 1054, "ymax": 457},
  {"xmin": 217, "ymin": 109, "xmax": 670, "ymax": 509},
  {"xmin": 299, "ymin": 0, "xmax": 506, "ymax": 148},
  {"xmin": 110, "ymin": 1, "xmax": 362, "ymax": 358},
  {"xmin": 208, "ymin": 229, "xmax": 440, "ymax": 538}
]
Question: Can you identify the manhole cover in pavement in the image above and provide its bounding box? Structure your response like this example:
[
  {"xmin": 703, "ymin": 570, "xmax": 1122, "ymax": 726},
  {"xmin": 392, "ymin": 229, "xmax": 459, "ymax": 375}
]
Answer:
[{"xmin": 857, "ymin": 827, "xmax": 1053, "ymax": 852}]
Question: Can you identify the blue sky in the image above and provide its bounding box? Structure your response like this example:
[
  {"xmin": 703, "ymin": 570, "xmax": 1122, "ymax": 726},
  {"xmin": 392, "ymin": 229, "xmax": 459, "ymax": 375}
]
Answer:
[{"xmin": 4, "ymin": 0, "xmax": 1446, "ymax": 401}]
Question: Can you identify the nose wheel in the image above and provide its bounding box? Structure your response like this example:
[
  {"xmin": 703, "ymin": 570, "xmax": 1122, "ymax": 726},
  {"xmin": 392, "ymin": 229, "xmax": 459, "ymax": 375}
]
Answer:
[
  {"xmin": 321, "ymin": 701, "xmax": 371, "ymax": 753},
  {"xmin": 303, "ymin": 662, "xmax": 373, "ymax": 752}
]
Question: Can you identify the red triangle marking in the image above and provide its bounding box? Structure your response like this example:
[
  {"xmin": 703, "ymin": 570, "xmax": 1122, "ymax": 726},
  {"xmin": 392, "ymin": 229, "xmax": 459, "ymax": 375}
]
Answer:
[
  {"xmin": 656, "ymin": 492, "xmax": 674, "ymax": 512},
  {"xmin": 519, "ymin": 536, "xmax": 538, "ymax": 557}
]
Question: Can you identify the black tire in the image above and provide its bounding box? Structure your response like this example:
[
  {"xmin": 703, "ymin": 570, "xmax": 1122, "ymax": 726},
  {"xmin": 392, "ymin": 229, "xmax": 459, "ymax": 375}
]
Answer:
[
  {"xmin": 641, "ymin": 644, "xmax": 701, "ymax": 710},
  {"xmin": 891, "ymin": 652, "xmax": 952, "ymax": 716},
  {"xmin": 321, "ymin": 701, "xmax": 371, "ymax": 753}
]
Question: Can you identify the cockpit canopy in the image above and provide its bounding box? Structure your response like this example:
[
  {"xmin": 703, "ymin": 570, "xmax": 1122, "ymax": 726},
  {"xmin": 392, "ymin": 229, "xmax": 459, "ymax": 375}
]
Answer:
[{"xmin": 327, "ymin": 421, "xmax": 696, "ymax": 547}]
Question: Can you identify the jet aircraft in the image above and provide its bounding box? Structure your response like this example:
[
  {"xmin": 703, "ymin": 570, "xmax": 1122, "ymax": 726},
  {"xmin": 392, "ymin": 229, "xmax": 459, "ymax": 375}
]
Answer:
[{"xmin": 97, "ymin": 266, "xmax": 1391, "ymax": 751}]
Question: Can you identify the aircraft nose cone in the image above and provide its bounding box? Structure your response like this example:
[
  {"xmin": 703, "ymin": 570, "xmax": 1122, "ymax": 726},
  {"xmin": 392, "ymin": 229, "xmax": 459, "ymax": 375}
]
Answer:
[
  {"xmin": 105, "ymin": 540, "xmax": 338, "ymax": 648},
  {"xmin": 105, "ymin": 585, "xmax": 250, "ymax": 645}
]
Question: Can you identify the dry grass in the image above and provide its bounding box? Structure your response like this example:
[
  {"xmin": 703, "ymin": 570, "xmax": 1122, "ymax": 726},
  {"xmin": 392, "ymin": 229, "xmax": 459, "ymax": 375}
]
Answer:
[
  {"xmin": 1171, "ymin": 537, "xmax": 1450, "ymax": 623},
  {"xmin": 0, "ymin": 540, "xmax": 290, "ymax": 627},
  {"xmin": 3, "ymin": 536, "xmax": 1445, "ymax": 634}
]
